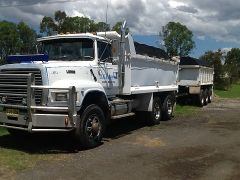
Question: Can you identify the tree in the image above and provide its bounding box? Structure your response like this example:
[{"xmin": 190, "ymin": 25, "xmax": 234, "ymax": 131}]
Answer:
[
  {"xmin": 0, "ymin": 21, "xmax": 37, "ymax": 63},
  {"xmin": 17, "ymin": 22, "xmax": 37, "ymax": 54},
  {"xmin": 225, "ymin": 48, "xmax": 240, "ymax": 83},
  {"xmin": 40, "ymin": 16, "xmax": 57, "ymax": 35},
  {"xmin": 0, "ymin": 21, "xmax": 20, "ymax": 62},
  {"xmin": 54, "ymin": 10, "xmax": 67, "ymax": 32},
  {"xmin": 200, "ymin": 50, "xmax": 229, "ymax": 89},
  {"xmin": 162, "ymin": 22, "xmax": 195, "ymax": 57},
  {"xmin": 112, "ymin": 21, "xmax": 129, "ymax": 34},
  {"xmin": 40, "ymin": 11, "xmax": 104, "ymax": 35},
  {"xmin": 95, "ymin": 22, "xmax": 110, "ymax": 32}
]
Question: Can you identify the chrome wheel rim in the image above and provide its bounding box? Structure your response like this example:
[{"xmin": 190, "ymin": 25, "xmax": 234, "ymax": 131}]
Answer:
[
  {"xmin": 201, "ymin": 97, "xmax": 204, "ymax": 105},
  {"xmin": 154, "ymin": 102, "xmax": 161, "ymax": 120},
  {"xmin": 86, "ymin": 114, "xmax": 102, "ymax": 140},
  {"xmin": 167, "ymin": 99, "xmax": 173, "ymax": 115}
]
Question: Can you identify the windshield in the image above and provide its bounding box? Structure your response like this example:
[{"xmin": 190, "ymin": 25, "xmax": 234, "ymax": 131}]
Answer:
[{"xmin": 39, "ymin": 38, "xmax": 94, "ymax": 61}]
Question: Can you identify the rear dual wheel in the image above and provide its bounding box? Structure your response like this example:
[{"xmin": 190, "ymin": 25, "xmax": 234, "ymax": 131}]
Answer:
[
  {"xmin": 147, "ymin": 96, "xmax": 162, "ymax": 125},
  {"xmin": 197, "ymin": 89, "xmax": 211, "ymax": 107},
  {"xmin": 147, "ymin": 95, "xmax": 175, "ymax": 125},
  {"xmin": 162, "ymin": 95, "xmax": 175, "ymax": 120},
  {"xmin": 207, "ymin": 89, "xmax": 213, "ymax": 103},
  {"xmin": 198, "ymin": 89, "xmax": 205, "ymax": 107}
]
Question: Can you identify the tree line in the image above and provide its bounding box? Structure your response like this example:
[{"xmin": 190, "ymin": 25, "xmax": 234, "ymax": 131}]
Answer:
[
  {"xmin": 0, "ymin": 10, "xmax": 239, "ymax": 89},
  {"xmin": 200, "ymin": 49, "xmax": 240, "ymax": 89},
  {"xmin": 0, "ymin": 21, "xmax": 37, "ymax": 62}
]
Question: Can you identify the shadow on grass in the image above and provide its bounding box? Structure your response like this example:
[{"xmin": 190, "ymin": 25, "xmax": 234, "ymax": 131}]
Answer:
[
  {"xmin": 104, "ymin": 116, "xmax": 147, "ymax": 139},
  {"xmin": 0, "ymin": 132, "xmax": 80, "ymax": 154},
  {"xmin": 0, "ymin": 116, "xmax": 148, "ymax": 154},
  {"xmin": 177, "ymin": 95, "xmax": 198, "ymax": 106}
]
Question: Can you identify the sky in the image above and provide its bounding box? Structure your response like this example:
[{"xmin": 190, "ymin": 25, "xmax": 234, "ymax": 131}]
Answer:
[{"xmin": 1, "ymin": 0, "xmax": 240, "ymax": 57}]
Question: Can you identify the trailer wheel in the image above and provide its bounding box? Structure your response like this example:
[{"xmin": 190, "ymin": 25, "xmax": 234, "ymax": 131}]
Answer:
[
  {"xmin": 208, "ymin": 89, "xmax": 213, "ymax": 103},
  {"xmin": 163, "ymin": 95, "xmax": 175, "ymax": 120},
  {"xmin": 204, "ymin": 89, "xmax": 208, "ymax": 105},
  {"xmin": 197, "ymin": 89, "xmax": 205, "ymax": 107},
  {"xmin": 75, "ymin": 104, "xmax": 105, "ymax": 148},
  {"xmin": 147, "ymin": 96, "xmax": 162, "ymax": 125}
]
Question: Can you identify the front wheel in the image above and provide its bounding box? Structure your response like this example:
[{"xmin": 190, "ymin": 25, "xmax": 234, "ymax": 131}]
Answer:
[{"xmin": 75, "ymin": 104, "xmax": 105, "ymax": 148}]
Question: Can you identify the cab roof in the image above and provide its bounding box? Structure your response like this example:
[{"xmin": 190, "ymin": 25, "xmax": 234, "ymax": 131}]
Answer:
[{"xmin": 37, "ymin": 32, "xmax": 107, "ymax": 42}]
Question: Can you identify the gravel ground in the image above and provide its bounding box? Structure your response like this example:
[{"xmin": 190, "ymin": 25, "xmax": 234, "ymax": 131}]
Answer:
[{"xmin": 4, "ymin": 98, "xmax": 240, "ymax": 180}]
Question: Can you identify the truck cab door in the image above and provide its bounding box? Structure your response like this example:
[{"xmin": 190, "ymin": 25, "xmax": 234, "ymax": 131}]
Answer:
[{"xmin": 97, "ymin": 41, "xmax": 119, "ymax": 96}]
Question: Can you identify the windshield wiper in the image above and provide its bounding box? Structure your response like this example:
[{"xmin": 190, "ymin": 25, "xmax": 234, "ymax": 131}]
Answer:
[
  {"xmin": 81, "ymin": 56, "xmax": 94, "ymax": 60},
  {"xmin": 67, "ymin": 56, "xmax": 94, "ymax": 61}
]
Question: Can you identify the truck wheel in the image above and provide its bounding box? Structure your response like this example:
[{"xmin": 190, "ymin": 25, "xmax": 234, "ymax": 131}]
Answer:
[
  {"xmin": 197, "ymin": 89, "xmax": 205, "ymax": 107},
  {"xmin": 204, "ymin": 89, "xmax": 208, "ymax": 105},
  {"xmin": 147, "ymin": 96, "xmax": 162, "ymax": 125},
  {"xmin": 163, "ymin": 95, "xmax": 175, "ymax": 120},
  {"xmin": 75, "ymin": 104, "xmax": 105, "ymax": 148},
  {"xmin": 208, "ymin": 89, "xmax": 213, "ymax": 103}
]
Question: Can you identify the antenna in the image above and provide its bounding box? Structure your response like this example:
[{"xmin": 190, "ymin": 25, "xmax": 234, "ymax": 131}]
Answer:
[{"xmin": 105, "ymin": 0, "xmax": 109, "ymax": 37}]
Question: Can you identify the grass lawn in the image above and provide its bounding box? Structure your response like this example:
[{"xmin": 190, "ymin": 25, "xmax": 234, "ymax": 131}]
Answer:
[
  {"xmin": 215, "ymin": 84, "xmax": 240, "ymax": 98},
  {"xmin": 0, "ymin": 127, "xmax": 7, "ymax": 136},
  {"xmin": 0, "ymin": 127, "xmax": 70, "ymax": 174},
  {"xmin": 175, "ymin": 104, "xmax": 199, "ymax": 117}
]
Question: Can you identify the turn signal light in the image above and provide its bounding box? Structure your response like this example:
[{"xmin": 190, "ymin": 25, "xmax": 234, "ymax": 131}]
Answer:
[{"xmin": 64, "ymin": 116, "xmax": 69, "ymax": 126}]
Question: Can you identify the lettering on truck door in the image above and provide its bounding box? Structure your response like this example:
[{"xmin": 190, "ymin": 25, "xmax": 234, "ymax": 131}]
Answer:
[{"xmin": 97, "ymin": 41, "xmax": 118, "ymax": 96}]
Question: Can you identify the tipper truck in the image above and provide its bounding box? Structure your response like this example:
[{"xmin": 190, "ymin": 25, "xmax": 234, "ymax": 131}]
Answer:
[
  {"xmin": 0, "ymin": 24, "xmax": 179, "ymax": 148},
  {"xmin": 178, "ymin": 56, "xmax": 214, "ymax": 106}
]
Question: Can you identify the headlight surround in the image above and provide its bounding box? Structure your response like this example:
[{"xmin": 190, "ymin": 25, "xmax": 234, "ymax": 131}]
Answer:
[{"xmin": 54, "ymin": 92, "xmax": 68, "ymax": 102}]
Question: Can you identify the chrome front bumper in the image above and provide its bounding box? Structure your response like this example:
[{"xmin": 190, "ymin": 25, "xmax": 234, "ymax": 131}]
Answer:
[{"xmin": 0, "ymin": 73, "xmax": 79, "ymax": 132}]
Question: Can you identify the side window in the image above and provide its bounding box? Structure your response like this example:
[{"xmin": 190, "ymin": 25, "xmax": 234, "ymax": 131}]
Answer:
[{"xmin": 97, "ymin": 41, "xmax": 112, "ymax": 62}]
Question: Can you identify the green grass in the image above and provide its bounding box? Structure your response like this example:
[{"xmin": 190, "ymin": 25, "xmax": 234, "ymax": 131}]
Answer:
[
  {"xmin": 215, "ymin": 84, "xmax": 240, "ymax": 98},
  {"xmin": 0, "ymin": 127, "xmax": 68, "ymax": 174},
  {"xmin": 0, "ymin": 127, "xmax": 8, "ymax": 136},
  {"xmin": 175, "ymin": 104, "xmax": 199, "ymax": 117}
]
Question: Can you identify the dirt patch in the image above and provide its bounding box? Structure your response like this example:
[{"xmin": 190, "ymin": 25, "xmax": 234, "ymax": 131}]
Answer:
[
  {"xmin": 2, "ymin": 98, "xmax": 240, "ymax": 180},
  {"xmin": 158, "ymin": 146, "xmax": 222, "ymax": 179},
  {"xmin": 127, "ymin": 135, "xmax": 166, "ymax": 148}
]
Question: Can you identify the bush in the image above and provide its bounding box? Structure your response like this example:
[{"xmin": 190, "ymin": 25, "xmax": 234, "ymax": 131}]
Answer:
[{"xmin": 215, "ymin": 77, "xmax": 231, "ymax": 90}]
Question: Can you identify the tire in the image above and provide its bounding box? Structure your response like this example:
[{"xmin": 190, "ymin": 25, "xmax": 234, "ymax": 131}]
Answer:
[
  {"xmin": 204, "ymin": 89, "xmax": 208, "ymax": 106},
  {"xmin": 197, "ymin": 89, "xmax": 205, "ymax": 107},
  {"xmin": 162, "ymin": 95, "xmax": 175, "ymax": 120},
  {"xmin": 146, "ymin": 96, "xmax": 162, "ymax": 126},
  {"xmin": 75, "ymin": 104, "xmax": 105, "ymax": 148},
  {"xmin": 208, "ymin": 89, "xmax": 213, "ymax": 103}
]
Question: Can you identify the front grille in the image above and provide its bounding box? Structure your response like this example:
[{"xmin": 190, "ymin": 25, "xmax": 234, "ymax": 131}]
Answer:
[{"xmin": 0, "ymin": 68, "xmax": 43, "ymax": 105}]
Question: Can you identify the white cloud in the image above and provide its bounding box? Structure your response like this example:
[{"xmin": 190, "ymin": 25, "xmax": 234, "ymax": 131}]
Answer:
[{"xmin": 168, "ymin": 1, "xmax": 186, "ymax": 8}]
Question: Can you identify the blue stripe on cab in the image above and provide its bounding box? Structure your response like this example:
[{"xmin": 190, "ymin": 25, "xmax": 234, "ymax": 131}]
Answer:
[{"xmin": 7, "ymin": 54, "xmax": 49, "ymax": 63}]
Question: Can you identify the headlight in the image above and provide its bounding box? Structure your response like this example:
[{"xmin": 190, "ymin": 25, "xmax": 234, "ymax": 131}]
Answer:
[{"xmin": 55, "ymin": 92, "xmax": 68, "ymax": 101}]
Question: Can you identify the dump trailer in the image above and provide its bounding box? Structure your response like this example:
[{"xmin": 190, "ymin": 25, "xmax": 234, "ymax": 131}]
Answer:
[
  {"xmin": 0, "ymin": 24, "xmax": 179, "ymax": 148},
  {"xmin": 178, "ymin": 56, "xmax": 214, "ymax": 106}
]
